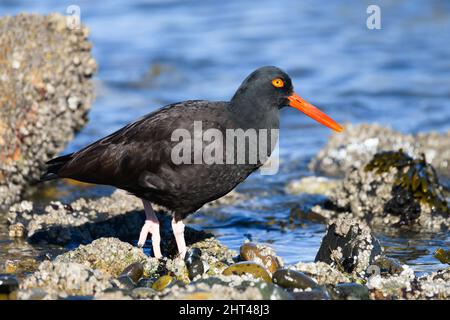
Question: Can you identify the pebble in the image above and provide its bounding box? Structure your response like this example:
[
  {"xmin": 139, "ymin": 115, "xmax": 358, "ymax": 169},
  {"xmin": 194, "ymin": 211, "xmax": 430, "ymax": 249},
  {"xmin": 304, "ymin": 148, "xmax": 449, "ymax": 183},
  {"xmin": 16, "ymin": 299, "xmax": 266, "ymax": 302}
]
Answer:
[
  {"xmin": 222, "ymin": 262, "xmax": 272, "ymax": 283},
  {"xmin": 118, "ymin": 262, "xmax": 144, "ymax": 284},
  {"xmin": 184, "ymin": 248, "xmax": 204, "ymax": 280},
  {"xmin": 272, "ymin": 269, "xmax": 318, "ymax": 290},
  {"xmin": 239, "ymin": 242, "xmax": 280, "ymax": 274},
  {"xmin": 152, "ymin": 275, "xmax": 174, "ymax": 291}
]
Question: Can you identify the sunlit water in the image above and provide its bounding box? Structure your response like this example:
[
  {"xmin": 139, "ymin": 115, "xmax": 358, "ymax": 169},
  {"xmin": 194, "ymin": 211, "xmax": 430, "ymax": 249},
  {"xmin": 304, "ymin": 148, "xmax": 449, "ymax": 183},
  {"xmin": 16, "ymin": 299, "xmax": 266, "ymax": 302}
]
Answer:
[{"xmin": 1, "ymin": 0, "xmax": 450, "ymax": 275}]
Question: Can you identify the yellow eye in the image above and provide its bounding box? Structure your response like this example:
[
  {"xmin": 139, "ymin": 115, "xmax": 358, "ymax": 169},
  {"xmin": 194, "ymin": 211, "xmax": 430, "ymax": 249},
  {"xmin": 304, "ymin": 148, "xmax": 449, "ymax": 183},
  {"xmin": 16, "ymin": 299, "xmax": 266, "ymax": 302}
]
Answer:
[{"xmin": 272, "ymin": 78, "xmax": 284, "ymax": 88}]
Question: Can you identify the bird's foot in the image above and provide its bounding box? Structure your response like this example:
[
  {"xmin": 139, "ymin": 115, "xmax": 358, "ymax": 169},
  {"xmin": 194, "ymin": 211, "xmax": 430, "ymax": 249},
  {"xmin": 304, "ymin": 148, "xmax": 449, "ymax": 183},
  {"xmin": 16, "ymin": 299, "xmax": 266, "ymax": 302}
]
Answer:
[
  {"xmin": 138, "ymin": 200, "xmax": 162, "ymax": 259},
  {"xmin": 138, "ymin": 220, "xmax": 162, "ymax": 259}
]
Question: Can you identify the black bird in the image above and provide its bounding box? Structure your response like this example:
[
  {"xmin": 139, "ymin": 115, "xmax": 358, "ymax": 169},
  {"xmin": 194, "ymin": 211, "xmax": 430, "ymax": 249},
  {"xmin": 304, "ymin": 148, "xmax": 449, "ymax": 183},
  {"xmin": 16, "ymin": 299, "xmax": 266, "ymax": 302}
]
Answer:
[{"xmin": 41, "ymin": 66, "xmax": 343, "ymax": 258}]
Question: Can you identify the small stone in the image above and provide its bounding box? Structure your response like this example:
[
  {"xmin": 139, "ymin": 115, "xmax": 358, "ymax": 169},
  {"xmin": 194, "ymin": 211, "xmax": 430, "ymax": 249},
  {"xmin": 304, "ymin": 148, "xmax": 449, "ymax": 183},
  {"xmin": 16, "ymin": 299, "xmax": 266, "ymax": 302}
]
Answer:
[
  {"xmin": 239, "ymin": 242, "xmax": 281, "ymax": 274},
  {"xmin": 119, "ymin": 262, "xmax": 144, "ymax": 284},
  {"xmin": 329, "ymin": 283, "xmax": 369, "ymax": 300},
  {"xmin": 222, "ymin": 262, "xmax": 272, "ymax": 283},
  {"xmin": 152, "ymin": 275, "xmax": 174, "ymax": 291},
  {"xmin": 0, "ymin": 274, "xmax": 19, "ymax": 294},
  {"xmin": 272, "ymin": 269, "xmax": 318, "ymax": 290},
  {"xmin": 184, "ymin": 248, "xmax": 204, "ymax": 280}
]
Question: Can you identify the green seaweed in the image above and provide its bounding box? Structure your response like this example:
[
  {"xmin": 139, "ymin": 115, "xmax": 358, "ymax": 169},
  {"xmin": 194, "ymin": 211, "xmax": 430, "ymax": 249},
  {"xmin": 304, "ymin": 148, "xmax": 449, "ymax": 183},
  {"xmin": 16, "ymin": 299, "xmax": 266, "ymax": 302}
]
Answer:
[
  {"xmin": 434, "ymin": 248, "xmax": 450, "ymax": 265},
  {"xmin": 365, "ymin": 150, "xmax": 449, "ymax": 214}
]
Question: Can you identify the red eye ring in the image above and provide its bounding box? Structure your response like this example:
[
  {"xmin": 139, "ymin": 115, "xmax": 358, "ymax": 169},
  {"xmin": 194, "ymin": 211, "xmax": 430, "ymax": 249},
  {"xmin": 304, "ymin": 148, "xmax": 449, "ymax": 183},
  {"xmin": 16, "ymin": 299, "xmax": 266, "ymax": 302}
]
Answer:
[{"xmin": 272, "ymin": 78, "xmax": 284, "ymax": 88}]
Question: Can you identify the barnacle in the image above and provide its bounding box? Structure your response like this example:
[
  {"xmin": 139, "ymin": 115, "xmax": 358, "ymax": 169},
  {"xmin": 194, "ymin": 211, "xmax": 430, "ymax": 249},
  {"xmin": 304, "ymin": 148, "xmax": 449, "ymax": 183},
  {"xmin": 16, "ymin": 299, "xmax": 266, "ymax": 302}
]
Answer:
[{"xmin": 365, "ymin": 150, "xmax": 449, "ymax": 218}]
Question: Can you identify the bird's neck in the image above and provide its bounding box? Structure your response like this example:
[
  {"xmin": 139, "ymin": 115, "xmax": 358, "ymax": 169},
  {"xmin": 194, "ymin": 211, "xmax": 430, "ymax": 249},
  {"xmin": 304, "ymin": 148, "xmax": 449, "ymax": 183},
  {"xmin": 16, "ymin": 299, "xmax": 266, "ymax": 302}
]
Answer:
[{"xmin": 228, "ymin": 98, "xmax": 279, "ymax": 130}]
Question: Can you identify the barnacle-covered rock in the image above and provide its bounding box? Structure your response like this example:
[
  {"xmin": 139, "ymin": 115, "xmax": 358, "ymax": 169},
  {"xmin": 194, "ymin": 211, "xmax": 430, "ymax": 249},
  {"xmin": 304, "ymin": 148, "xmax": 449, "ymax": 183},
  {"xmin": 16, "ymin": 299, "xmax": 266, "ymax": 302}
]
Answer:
[
  {"xmin": 315, "ymin": 217, "xmax": 382, "ymax": 276},
  {"xmin": 55, "ymin": 237, "xmax": 158, "ymax": 277},
  {"xmin": 292, "ymin": 261, "xmax": 351, "ymax": 285},
  {"xmin": 312, "ymin": 150, "xmax": 449, "ymax": 231},
  {"xmin": 18, "ymin": 261, "xmax": 112, "ymax": 299},
  {"xmin": 0, "ymin": 13, "xmax": 96, "ymax": 208},
  {"xmin": 309, "ymin": 124, "xmax": 450, "ymax": 178}
]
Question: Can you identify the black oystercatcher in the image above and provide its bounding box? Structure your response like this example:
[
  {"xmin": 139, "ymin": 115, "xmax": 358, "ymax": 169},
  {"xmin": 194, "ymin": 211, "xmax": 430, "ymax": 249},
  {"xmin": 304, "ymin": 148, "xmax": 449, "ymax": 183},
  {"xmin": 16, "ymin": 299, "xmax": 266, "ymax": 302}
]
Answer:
[{"xmin": 41, "ymin": 66, "xmax": 343, "ymax": 259}]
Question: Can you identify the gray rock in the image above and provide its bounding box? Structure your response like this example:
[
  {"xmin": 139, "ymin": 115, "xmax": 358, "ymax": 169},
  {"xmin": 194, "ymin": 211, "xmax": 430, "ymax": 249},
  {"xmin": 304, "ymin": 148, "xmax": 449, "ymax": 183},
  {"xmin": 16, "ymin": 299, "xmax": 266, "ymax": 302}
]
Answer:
[
  {"xmin": 18, "ymin": 261, "xmax": 113, "ymax": 299},
  {"xmin": 315, "ymin": 217, "xmax": 382, "ymax": 276},
  {"xmin": 329, "ymin": 283, "xmax": 369, "ymax": 300},
  {"xmin": 0, "ymin": 13, "xmax": 96, "ymax": 209},
  {"xmin": 55, "ymin": 237, "xmax": 158, "ymax": 277},
  {"xmin": 184, "ymin": 248, "xmax": 204, "ymax": 280},
  {"xmin": 272, "ymin": 269, "xmax": 318, "ymax": 290},
  {"xmin": 292, "ymin": 261, "xmax": 352, "ymax": 285},
  {"xmin": 311, "ymin": 151, "xmax": 450, "ymax": 231},
  {"xmin": 309, "ymin": 123, "xmax": 450, "ymax": 178}
]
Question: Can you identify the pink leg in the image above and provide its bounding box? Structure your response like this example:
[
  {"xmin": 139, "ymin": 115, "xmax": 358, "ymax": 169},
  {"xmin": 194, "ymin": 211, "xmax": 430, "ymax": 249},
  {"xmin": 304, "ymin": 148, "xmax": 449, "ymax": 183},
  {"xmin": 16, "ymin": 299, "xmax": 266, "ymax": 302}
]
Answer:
[
  {"xmin": 138, "ymin": 200, "xmax": 162, "ymax": 259},
  {"xmin": 171, "ymin": 218, "xmax": 186, "ymax": 259}
]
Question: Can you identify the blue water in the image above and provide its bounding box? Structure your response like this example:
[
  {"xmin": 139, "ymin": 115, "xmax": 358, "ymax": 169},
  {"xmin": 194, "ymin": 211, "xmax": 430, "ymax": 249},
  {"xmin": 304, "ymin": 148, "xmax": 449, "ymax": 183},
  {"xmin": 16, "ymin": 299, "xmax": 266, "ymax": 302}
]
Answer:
[{"xmin": 1, "ymin": 0, "xmax": 450, "ymax": 274}]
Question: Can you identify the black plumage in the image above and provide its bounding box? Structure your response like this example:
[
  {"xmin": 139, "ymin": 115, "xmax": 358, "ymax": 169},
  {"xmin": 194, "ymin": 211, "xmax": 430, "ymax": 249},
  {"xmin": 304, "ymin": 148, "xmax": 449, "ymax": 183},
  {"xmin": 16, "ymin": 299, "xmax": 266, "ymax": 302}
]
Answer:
[{"xmin": 41, "ymin": 66, "xmax": 341, "ymax": 222}]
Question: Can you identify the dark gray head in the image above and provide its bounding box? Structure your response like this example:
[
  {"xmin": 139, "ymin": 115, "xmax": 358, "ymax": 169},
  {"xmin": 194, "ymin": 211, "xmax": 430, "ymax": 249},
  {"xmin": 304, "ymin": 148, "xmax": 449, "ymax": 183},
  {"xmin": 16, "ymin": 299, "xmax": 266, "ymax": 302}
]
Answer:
[
  {"xmin": 231, "ymin": 66, "xmax": 293, "ymax": 110},
  {"xmin": 230, "ymin": 66, "xmax": 343, "ymax": 132}
]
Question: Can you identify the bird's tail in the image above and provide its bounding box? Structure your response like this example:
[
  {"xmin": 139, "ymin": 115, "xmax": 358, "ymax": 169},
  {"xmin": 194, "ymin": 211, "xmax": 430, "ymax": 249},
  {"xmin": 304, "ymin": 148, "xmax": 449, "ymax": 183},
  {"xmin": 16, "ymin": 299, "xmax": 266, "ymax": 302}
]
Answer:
[{"xmin": 40, "ymin": 153, "xmax": 74, "ymax": 182}]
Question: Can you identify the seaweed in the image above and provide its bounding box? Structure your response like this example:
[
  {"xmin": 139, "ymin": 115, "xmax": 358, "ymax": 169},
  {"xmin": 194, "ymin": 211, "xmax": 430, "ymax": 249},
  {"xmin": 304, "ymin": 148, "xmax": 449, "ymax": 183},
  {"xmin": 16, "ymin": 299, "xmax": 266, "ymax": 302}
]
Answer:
[{"xmin": 365, "ymin": 150, "xmax": 449, "ymax": 220}]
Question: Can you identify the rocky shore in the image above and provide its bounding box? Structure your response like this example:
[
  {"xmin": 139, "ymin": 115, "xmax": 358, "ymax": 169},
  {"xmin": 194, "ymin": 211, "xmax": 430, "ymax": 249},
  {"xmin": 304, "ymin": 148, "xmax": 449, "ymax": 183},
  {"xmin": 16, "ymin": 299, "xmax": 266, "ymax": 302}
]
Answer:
[
  {"xmin": 0, "ymin": 13, "xmax": 96, "ymax": 209},
  {"xmin": 2, "ymin": 213, "xmax": 449, "ymax": 300}
]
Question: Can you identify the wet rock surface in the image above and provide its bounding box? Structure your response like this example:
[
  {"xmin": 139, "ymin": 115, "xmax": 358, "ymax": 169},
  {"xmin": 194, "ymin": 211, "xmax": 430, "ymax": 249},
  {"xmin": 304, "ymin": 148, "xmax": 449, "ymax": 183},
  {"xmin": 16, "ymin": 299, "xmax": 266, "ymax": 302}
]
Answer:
[
  {"xmin": 0, "ymin": 13, "xmax": 96, "ymax": 209},
  {"xmin": 309, "ymin": 124, "xmax": 450, "ymax": 178},
  {"xmin": 315, "ymin": 217, "xmax": 382, "ymax": 275}
]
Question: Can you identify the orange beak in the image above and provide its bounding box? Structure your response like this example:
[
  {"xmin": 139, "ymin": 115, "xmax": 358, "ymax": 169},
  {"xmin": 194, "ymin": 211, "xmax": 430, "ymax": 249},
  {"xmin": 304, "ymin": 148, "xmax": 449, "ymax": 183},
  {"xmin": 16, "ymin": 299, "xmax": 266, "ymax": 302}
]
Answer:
[{"xmin": 288, "ymin": 92, "xmax": 343, "ymax": 132}]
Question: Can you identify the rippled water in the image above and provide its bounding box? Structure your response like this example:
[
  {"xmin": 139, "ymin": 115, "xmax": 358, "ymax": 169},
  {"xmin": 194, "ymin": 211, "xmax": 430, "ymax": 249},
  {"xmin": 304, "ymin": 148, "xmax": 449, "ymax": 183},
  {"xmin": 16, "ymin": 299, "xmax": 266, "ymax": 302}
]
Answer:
[{"xmin": 1, "ymin": 0, "xmax": 450, "ymax": 274}]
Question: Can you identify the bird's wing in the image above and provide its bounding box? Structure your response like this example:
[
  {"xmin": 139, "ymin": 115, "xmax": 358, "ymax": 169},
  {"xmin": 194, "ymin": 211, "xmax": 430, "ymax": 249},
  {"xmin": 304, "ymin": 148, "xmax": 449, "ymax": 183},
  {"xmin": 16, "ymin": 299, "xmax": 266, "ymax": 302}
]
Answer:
[{"xmin": 58, "ymin": 101, "xmax": 230, "ymax": 192}]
